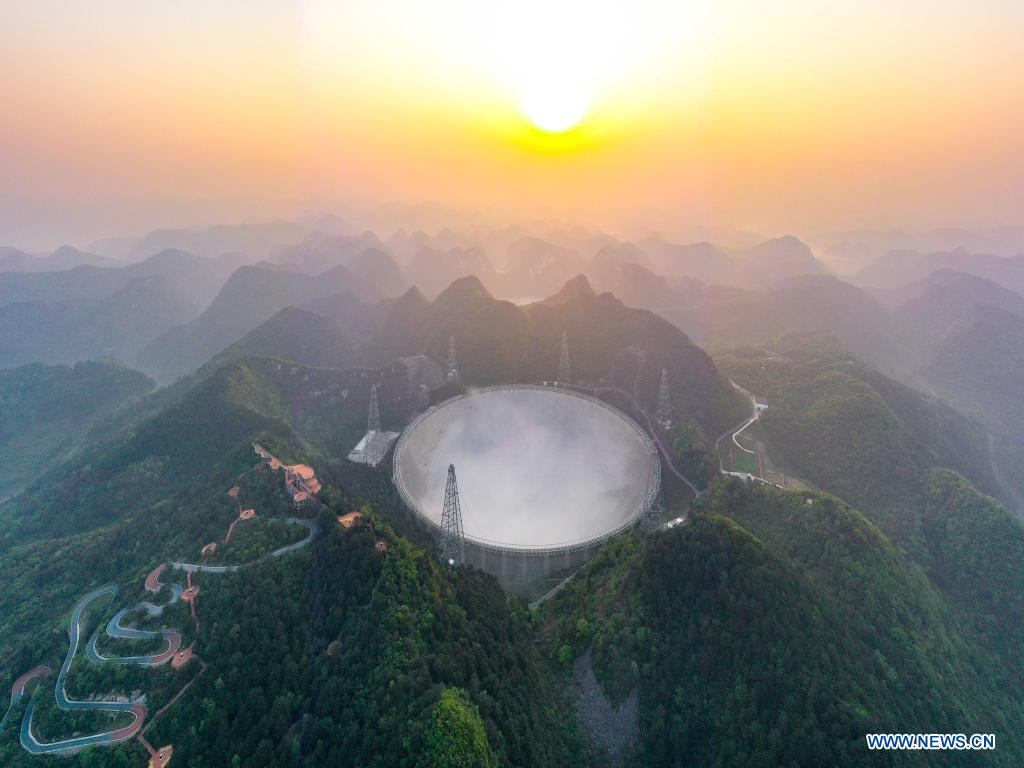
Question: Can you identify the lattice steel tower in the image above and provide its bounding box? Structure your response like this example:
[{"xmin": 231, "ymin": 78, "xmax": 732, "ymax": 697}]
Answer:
[
  {"xmin": 656, "ymin": 368, "xmax": 673, "ymax": 430},
  {"xmin": 405, "ymin": 361, "xmax": 417, "ymax": 413},
  {"xmin": 366, "ymin": 384, "xmax": 384, "ymax": 466},
  {"xmin": 447, "ymin": 336, "xmax": 460, "ymax": 387},
  {"xmin": 632, "ymin": 349, "xmax": 646, "ymax": 420},
  {"xmin": 557, "ymin": 331, "xmax": 571, "ymax": 384},
  {"xmin": 440, "ymin": 463, "xmax": 466, "ymax": 566}
]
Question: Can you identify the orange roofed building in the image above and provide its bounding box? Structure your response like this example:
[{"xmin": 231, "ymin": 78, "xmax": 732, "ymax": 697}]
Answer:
[
  {"xmin": 291, "ymin": 464, "xmax": 315, "ymax": 481},
  {"xmin": 254, "ymin": 443, "xmax": 323, "ymax": 509},
  {"xmin": 338, "ymin": 511, "xmax": 363, "ymax": 529},
  {"xmin": 284, "ymin": 464, "xmax": 322, "ymax": 509}
]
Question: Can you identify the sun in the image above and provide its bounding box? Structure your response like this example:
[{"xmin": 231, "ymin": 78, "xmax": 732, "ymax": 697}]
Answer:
[
  {"xmin": 479, "ymin": 0, "xmax": 613, "ymax": 136},
  {"xmin": 520, "ymin": 81, "xmax": 591, "ymax": 133},
  {"xmin": 302, "ymin": 1, "xmax": 714, "ymax": 145}
]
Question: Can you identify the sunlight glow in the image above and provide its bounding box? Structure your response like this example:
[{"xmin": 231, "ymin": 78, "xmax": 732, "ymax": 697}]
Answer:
[
  {"xmin": 482, "ymin": 0, "xmax": 634, "ymax": 134},
  {"xmin": 301, "ymin": 1, "xmax": 713, "ymax": 141},
  {"xmin": 520, "ymin": 82, "xmax": 591, "ymax": 133}
]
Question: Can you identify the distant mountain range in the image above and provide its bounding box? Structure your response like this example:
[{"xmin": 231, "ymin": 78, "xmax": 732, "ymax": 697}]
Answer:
[
  {"xmin": 0, "ymin": 247, "xmax": 245, "ymax": 308},
  {"xmin": 0, "ymin": 249, "xmax": 252, "ymax": 370},
  {"xmin": 581, "ymin": 264, "xmax": 1024, "ymax": 508},
  {"xmin": 2, "ymin": 221, "xmax": 1021, "ymax": 506},
  {"xmin": 817, "ymin": 226, "xmax": 1024, "ymax": 274},
  {"xmin": 269, "ymin": 232, "xmax": 406, "ymax": 294},
  {"xmin": 119, "ymin": 220, "xmax": 311, "ymax": 262},
  {"xmin": 0, "ymin": 244, "xmax": 119, "ymax": 272},
  {"xmin": 1, "ymin": 219, "xmax": 1023, "ymax": 766},
  {"xmin": 136, "ymin": 262, "xmax": 387, "ymax": 382},
  {"xmin": 213, "ymin": 273, "xmax": 742, "ymax": 441},
  {"xmin": 851, "ymin": 248, "xmax": 1024, "ymax": 294},
  {"xmin": 0, "ymin": 276, "xmax": 200, "ymax": 369}
]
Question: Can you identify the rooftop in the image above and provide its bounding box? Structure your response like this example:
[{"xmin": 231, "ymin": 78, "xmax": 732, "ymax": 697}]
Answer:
[
  {"xmin": 338, "ymin": 511, "xmax": 363, "ymax": 529},
  {"xmin": 290, "ymin": 464, "xmax": 316, "ymax": 481}
]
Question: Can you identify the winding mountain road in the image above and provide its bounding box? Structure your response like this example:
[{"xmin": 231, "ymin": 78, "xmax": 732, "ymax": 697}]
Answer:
[
  {"xmin": 20, "ymin": 585, "xmax": 148, "ymax": 755},
  {"xmin": 171, "ymin": 517, "xmax": 318, "ymax": 573},
  {"xmin": 3, "ymin": 514, "xmax": 319, "ymax": 756},
  {"xmin": 0, "ymin": 667, "xmax": 50, "ymax": 736},
  {"xmin": 86, "ymin": 592, "xmax": 183, "ymax": 667}
]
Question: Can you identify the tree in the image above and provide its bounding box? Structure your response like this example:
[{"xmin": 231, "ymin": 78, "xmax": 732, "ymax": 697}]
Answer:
[{"xmin": 419, "ymin": 688, "xmax": 498, "ymax": 768}]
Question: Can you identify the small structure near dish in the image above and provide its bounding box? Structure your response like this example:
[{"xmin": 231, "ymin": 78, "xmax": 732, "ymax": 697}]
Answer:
[{"xmin": 348, "ymin": 385, "xmax": 399, "ymax": 468}]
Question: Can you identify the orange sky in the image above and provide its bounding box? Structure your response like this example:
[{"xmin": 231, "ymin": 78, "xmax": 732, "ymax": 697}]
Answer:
[{"xmin": 2, "ymin": 0, "xmax": 1023, "ymax": 248}]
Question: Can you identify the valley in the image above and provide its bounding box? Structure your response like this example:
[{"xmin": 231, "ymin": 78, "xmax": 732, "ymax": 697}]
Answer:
[{"xmin": 0, "ymin": 221, "xmax": 1021, "ymax": 768}]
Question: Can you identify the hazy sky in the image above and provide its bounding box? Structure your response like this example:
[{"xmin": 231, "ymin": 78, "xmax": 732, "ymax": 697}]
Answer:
[{"xmin": 3, "ymin": 0, "xmax": 1023, "ymax": 249}]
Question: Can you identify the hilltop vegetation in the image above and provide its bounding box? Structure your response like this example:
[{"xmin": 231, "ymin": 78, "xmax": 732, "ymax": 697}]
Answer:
[
  {"xmin": 1, "ymin": 255, "xmax": 1021, "ymax": 766},
  {"xmin": 712, "ymin": 333, "xmax": 1005, "ymax": 549},
  {"xmin": 0, "ymin": 360, "xmax": 154, "ymax": 498},
  {"xmin": 540, "ymin": 480, "xmax": 1024, "ymax": 766},
  {"xmin": 137, "ymin": 513, "xmax": 575, "ymax": 768},
  {"xmin": 0, "ymin": 355, "xmax": 581, "ymax": 768},
  {"xmin": 919, "ymin": 470, "xmax": 1024, "ymax": 651}
]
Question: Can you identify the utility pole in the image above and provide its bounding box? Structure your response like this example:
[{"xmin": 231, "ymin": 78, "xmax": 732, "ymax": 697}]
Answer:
[
  {"xmin": 656, "ymin": 368, "xmax": 672, "ymax": 430},
  {"xmin": 632, "ymin": 349, "xmax": 646, "ymax": 420},
  {"xmin": 366, "ymin": 384, "xmax": 383, "ymax": 466},
  {"xmin": 447, "ymin": 336, "xmax": 460, "ymax": 388},
  {"xmin": 557, "ymin": 330, "xmax": 571, "ymax": 384},
  {"xmin": 440, "ymin": 464, "xmax": 466, "ymax": 566}
]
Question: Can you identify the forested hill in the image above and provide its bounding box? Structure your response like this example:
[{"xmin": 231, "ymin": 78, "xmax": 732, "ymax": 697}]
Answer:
[
  {"xmin": 2, "ymin": 320, "xmax": 1020, "ymax": 765},
  {"xmin": 192, "ymin": 274, "xmax": 747, "ymax": 442},
  {"xmin": 136, "ymin": 509, "xmax": 576, "ymax": 767},
  {"xmin": 0, "ymin": 360, "xmax": 154, "ymax": 499},
  {"xmin": 712, "ymin": 332, "xmax": 1012, "ymax": 548},
  {"xmin": 913, "ymin": 303, "xmax": 1024, "ymax": 508},
  {"xmin": 0, "ymin": 500, "xmax": 579, "ymax": 767},
  {"xmin": 539, "ymin": 480, "xmax": 1024, "ymax": 767},
  {"xmin": 0, "ymin": 318, "xmax": 739, "ymax": 549},
  {"xmin": 0, "ymin": 356, "xmax": 581, "ymax": 767}
]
